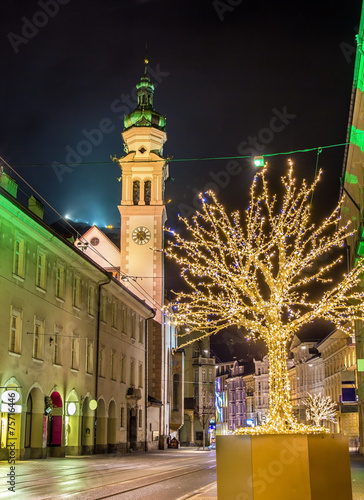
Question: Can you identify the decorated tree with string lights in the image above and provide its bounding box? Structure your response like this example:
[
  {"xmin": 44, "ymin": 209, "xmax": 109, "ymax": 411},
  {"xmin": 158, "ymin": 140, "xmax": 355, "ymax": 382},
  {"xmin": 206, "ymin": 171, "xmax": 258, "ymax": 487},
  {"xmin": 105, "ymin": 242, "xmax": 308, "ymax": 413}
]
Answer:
[
  {"xmin": 166, "ymin": 163, "xmax": 364, "ymax": 434},
  {"xmin": 303, "ymin": 393, "xmax": 337, "ymax": 427}
]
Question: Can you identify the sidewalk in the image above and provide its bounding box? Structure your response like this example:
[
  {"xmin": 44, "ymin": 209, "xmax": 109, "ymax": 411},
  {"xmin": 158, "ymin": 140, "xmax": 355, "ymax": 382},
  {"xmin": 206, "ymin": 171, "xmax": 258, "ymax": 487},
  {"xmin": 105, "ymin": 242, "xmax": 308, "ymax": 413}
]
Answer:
[{"xmin": 188, "ymin": 453, "xmax": 364, "ymax": 500}]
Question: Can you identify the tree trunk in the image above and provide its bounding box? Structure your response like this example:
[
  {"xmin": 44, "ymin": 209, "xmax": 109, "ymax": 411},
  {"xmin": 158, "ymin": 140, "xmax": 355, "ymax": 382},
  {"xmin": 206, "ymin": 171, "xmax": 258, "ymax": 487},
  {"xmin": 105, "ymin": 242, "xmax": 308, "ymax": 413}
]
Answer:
[{"xmin": 265, "ymin": 339, "xmax": 296, "ymax": 430}]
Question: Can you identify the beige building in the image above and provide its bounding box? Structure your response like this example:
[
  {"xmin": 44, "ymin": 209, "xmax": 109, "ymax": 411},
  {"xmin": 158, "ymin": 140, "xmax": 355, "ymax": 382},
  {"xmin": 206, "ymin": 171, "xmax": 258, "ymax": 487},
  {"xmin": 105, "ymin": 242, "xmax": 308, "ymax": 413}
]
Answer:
[
  {"xmin": 317, "ymin": 329, "xmax": 358, "ymax": 449},
  {"xmin": 0, "ymin": 176, "xmax": 153, "ymax": 460}
]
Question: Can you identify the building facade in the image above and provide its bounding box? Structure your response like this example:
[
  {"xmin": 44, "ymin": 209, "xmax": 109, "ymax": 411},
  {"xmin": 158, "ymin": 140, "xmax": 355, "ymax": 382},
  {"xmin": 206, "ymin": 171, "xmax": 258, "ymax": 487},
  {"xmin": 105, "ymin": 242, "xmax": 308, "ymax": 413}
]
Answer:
[
  {"xmin": 226, "ymin": 361, "xmax": 246, "ymax": 431},
  {"xmin": 179, "ymin": 338, "xmax": 215, "ymax": 447},
  {"xmin": 338, "ymin": 1, "xmax": 364, "ymax": 454},
  {"xmin": 0, "ymin": 178, "xmax": 154, "ymax": 460}
]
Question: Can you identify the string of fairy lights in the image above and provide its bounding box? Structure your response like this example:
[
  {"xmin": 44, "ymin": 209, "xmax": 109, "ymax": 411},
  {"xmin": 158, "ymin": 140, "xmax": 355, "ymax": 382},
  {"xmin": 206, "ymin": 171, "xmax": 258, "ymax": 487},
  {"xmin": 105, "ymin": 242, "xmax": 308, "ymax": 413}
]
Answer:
[
  {"xmin": 165, "ymin": 161, "xmax": 364, "ymax": 434},
  {"xmin": 4, "ymin": 141, "xmax": 349, "ymax": 167}
]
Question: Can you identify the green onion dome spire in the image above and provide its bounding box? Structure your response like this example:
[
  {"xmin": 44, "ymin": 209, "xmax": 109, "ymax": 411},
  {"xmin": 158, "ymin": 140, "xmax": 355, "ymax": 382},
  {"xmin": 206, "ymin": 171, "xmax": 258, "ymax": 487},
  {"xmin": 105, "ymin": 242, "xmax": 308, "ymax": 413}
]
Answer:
[{"xmin": 123, "ymin": 58, "xmax": 166, "ymax": 132}]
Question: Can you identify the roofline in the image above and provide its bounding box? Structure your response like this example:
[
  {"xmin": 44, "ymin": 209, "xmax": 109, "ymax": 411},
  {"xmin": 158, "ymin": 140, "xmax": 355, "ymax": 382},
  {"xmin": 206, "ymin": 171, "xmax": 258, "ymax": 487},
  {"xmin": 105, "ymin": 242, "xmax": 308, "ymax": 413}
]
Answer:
[
  {"xmin": 76, "ymin": 224, "xmax": 121, "ymax": 253},
  {"xmin": 0, "ymin": 187, "xmax": 155, "ymax": 315}
]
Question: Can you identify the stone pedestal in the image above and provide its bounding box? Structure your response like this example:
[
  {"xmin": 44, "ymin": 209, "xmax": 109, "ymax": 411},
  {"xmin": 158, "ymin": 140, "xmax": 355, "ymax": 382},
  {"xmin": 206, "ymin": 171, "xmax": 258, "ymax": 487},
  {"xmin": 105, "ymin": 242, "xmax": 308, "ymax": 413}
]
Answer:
[{"xmin": 216, "ymin": 434, "xmax": 352, "ymax": 500}]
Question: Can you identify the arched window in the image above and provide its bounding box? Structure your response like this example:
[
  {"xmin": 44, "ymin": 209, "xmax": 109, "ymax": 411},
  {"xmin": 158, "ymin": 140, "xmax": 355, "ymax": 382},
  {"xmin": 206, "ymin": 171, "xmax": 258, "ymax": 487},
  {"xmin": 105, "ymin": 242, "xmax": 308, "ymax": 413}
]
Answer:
[
  {"xmin": 144, "ymin": 180, "xmax": 151, "ymax": 205},
  {"xmin": 133, "ymin": 181, "xmax": 140, "ymax": 205}
]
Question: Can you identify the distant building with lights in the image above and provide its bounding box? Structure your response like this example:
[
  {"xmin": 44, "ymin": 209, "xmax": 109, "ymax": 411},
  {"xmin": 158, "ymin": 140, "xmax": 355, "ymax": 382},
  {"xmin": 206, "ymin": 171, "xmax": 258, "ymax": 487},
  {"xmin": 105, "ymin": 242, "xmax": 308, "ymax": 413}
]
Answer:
[
  {"xmin": 226, "ymin": 360, "xmax": 246, "ymax": 431},
  {"xmin": 254, "ymin": 356, "xmax": 269, "ymax": 425}
]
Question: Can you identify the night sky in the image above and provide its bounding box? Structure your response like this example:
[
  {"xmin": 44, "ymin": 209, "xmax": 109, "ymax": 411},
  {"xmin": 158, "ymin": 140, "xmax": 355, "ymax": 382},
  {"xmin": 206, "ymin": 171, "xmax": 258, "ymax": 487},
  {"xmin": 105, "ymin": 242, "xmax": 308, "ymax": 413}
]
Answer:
[{"xmin": 1, "ymin": 0, "xmax": 362, "ymax": 360}]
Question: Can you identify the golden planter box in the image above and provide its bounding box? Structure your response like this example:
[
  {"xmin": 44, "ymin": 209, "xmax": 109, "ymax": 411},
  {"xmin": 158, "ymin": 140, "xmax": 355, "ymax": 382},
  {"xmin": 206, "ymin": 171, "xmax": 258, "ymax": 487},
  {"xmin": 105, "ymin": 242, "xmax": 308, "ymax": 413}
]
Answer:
[{"xmin": 216, "ymin": 434, "xmax": 352, "ymax": 500}]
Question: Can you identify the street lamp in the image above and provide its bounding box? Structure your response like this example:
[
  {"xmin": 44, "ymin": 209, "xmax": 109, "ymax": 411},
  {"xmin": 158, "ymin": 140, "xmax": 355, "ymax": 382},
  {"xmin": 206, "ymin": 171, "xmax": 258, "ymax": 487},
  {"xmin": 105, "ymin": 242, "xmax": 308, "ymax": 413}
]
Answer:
[{"xmin": 253, "ymin": 156, "xmax": 265, "ymax": 168}]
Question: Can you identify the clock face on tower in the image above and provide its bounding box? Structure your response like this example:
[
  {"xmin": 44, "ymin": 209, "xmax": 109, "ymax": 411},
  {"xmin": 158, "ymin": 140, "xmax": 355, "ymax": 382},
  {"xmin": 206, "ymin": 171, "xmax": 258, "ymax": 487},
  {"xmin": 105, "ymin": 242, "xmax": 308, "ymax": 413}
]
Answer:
[{"xmin": 132, "ymin": 226, "xmax": 151, "ymax": 245}]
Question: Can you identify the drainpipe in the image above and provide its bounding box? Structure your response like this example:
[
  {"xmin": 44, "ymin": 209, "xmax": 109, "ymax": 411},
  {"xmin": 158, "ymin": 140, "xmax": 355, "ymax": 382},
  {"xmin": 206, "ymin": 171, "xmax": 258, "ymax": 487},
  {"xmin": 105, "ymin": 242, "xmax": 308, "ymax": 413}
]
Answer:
[
  {"xmin": 145, "ymin": 309, "xmax": 156, "ymax": 452},
  {"xmin": 93, "ymin": 273, "xmax": 112, "ymax": 454}
]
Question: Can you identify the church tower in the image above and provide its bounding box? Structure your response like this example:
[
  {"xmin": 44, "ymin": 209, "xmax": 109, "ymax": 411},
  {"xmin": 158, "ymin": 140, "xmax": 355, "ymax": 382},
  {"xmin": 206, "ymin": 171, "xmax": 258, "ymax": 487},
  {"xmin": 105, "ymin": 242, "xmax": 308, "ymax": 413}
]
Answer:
[
  {"xmin": 117, "ymin": 60, "xmax": 168, "ymax": 322},
  {"xmin": 117, "ymin": 60, "xmax": 173, "ymax": 448}
]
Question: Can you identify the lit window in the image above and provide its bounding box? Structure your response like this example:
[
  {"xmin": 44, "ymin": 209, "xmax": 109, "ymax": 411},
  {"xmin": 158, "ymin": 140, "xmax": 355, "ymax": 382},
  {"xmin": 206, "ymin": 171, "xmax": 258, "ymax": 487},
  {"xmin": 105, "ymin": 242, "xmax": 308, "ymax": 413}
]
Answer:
[{"xmin": 9, "ymin": 307, "xmax": 22, "ymax": 354}]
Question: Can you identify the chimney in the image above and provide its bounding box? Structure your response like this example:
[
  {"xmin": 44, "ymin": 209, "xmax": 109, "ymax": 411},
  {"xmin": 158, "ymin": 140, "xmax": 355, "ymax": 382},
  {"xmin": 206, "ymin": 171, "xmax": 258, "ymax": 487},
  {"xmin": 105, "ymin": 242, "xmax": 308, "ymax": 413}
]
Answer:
[
  {"xmin": 28, "ymin": 195, "xmax": 44, "ymax": 220},
  {"xmin": 0, "ymin": 167, "xmax": 18, "ymax": 198}
]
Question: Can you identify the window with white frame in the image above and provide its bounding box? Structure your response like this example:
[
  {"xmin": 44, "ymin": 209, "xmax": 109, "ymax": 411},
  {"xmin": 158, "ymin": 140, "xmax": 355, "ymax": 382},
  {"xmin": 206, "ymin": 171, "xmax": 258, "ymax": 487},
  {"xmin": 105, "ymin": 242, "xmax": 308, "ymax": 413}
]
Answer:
[
  {"xmin": 138, "ymin": 362, "xmax": 143, "ymax": 388},
  {"xmin": 72, "ymin": 275, "xmax": 80, "ymax": 308},
  {"xmin": 121, "ymin": 306, "xmax": 127, "ymax": 333},
  {"xmin": 36, "ymin": 249, "xmax": 47, "ymax": 289},
  {"xmin": 120, "ymin": 353, "xmax": 126, "ymax": 383},
  {"xmin": 111, "ymin": 349, "xmax": 116, "ymax": 380},
  {"xmin": 53, "ymin": 327, "xmax": 62, "ymax": 365},
  {"xmin": 131, "ymin": 313, "xmax": 136, "ymax": 339},
  {"xmin": 99, "ymin": 345, "xmax": 105, "ymax": 377},
  {"xmin": 87, "ymin": 286, "xmax": 94, "ymax": 316},
  {"xmin": 13, "ymin": 235, "xmax": 25, "ymax": 277},
  {"xmin": 202, "ymin": 368, "xmax": 206, "ymax": 383},
  {"xmin": 194, "ymin": 369, "xmax": 199, "ymax": 383},
  {"xmin": 139, "ymin": 318, "xmax": 144, "ymax": 343},
  {"xmin": 86, "ymin": 339, "xmax": 94, "ymax": 374},
  {"xmin": 9, "ymin": 307, "xmax": 22, "ymax": 354},
  {"xmin": 130, "ymin": 358, "xmax": 135, "ymax": 386},
  {"xmin": 71, "ymin": 333, "xmax": 80, "ymax": 370},
  {"xmin": 100, "ymin": 294, "xmax": 106, "ymax": 322},
  {"xmin": 55, "ymin": 263, "xmax": 65, "ymax": 299},
  {"xmin": 33, "ymin": 317, "xmax": 44, "ymax": 359},
  {"xmin": 112, "ymin": 302, "xmax": 118, "ymax": 329}
]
